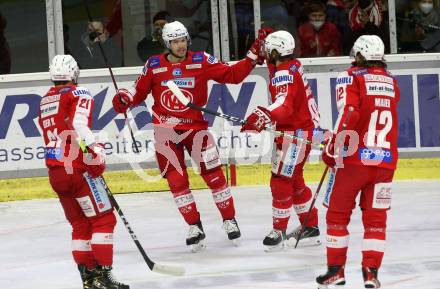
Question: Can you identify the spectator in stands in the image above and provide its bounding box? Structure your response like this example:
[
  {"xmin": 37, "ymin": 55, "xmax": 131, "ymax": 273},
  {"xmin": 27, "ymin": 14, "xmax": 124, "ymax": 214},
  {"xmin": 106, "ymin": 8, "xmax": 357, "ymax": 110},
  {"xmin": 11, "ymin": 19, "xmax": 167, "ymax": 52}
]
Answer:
[
  {"xmin": 297, "ymin": 1, "xmax": 342, "ymax": 57},
  {"xmin": 349, "ymin": 0, "xmax": 383, "ymax": 31},
  {"xmin": 136, "ymin": 11, "xmax": 169, "ymax": 63},
  {"xmin": 399, "ymin": 0, "xmax": 440, "ymax": 52},
  {"xmin": 326, "ymin": 0, "xmax": 352, "ymax": 53},
  {"xmin": 348, "ymin": 0, "xmax": 389, "ymax": 51},
  {"xmin": 0, "ymin": 9, "xmax": 11, "ymax": 74}
]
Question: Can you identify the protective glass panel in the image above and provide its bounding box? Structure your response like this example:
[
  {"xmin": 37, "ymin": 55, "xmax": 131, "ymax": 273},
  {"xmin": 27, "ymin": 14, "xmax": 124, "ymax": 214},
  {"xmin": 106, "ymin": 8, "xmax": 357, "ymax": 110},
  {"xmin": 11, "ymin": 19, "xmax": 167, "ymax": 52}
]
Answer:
[
  {"xmin": 0, "ymin": 0, "xmax": 48, "ymax": 74},
  {"xmin": 396, "ymin": 0, "xmax": 440, "ymax": 53},
  {"xmin": 62, "ymin": 0, "xmax": 213, "ymax": 69}
]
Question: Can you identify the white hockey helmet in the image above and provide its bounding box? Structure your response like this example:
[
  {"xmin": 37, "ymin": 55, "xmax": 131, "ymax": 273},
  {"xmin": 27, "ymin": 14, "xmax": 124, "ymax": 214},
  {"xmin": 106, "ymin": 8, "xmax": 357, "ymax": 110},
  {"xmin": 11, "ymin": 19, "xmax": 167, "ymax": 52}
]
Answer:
[
  {"xmin": 49, "ymin": 54, "xmax": 80, "ymax": 83},
  {"xmin": 162, "ymin": 21, "xmax": 191, "ymax": 48},
  {"xmin": 351, "ymin": 35, "xmax": 385, "ymax": 61},
  {"xmin": 264, "ymin": 30, "xmax": 295, "ymax": 57}
]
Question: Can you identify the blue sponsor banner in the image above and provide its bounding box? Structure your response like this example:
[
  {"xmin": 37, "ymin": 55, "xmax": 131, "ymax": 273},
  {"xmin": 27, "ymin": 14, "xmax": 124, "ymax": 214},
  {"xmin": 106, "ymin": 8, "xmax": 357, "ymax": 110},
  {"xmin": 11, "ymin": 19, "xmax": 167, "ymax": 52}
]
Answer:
[
  {"xmin": 395, "ymin": 75, "xmax": 416, "ymax": 148},
  {"xmin": 0, "ymin": 71, "xmax": 438, "ymax": 150},
  {"xmin": 418, "ymin": 74, "xmax": 440, "ymax": 147}
]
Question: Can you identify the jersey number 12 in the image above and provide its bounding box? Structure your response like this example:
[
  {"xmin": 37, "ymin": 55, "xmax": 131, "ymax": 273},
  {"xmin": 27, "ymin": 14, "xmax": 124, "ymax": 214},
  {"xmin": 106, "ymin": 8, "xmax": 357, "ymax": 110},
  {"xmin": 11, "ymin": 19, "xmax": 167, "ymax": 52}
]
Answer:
[{"xmin": 366, "ymin": 110, "xmax": 392, "ymax": 149}]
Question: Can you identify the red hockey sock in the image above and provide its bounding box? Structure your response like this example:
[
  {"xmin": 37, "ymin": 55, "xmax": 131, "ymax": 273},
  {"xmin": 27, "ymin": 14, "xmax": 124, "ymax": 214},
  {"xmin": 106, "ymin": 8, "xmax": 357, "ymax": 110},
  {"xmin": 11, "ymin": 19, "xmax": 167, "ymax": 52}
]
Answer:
[
  {"xmin": 212, "ymin": 186, "xmax": 235, "ymax": 220},
  {"xmin": 272, "ymin": 198, "xmax": 293, "ymax": 231},
  {"xmin": 293, "ymin": 186, "xmax": 318, "ymax": 227},
  {"xmin": 72, "ymin": 239, "xmax": 95, "ymax": 268},
  {"xmin": 71, "ymin": 219, "xmax": 95, "ymax": 268},
  {"xmin": 202, "ymin": 168, "xmax": 235, "ymax": 220},
  {"xmin": 173, "ymin": 189, "xmax": 201, "ymax": 225},
  {"xmin": 326, "ymin": 210, "xmax": 351, "ymax": 266},
  {"xmin": 90, "ymin": 212, "xmax": 116, "ymax": 266},
  {"xmin": 362, "ymin": 210, "xmax": 387, "ymax": 268}
]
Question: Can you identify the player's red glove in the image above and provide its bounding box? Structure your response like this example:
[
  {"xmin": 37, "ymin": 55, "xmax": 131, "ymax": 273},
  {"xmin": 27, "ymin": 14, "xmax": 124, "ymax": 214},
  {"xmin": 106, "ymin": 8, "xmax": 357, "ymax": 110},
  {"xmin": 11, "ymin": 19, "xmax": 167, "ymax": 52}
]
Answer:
[
  {"xmin": 112, "ymin": 88, "xmax": 132, "ymax": 114},
  {"xmin": 321, "ymin": 133, "xmax": 337, "ymax": 168},
  {"xmin": 85, "ymin": 143, "xmax": 106, "ymax": 178},
  {"xmin": 247, "ymin": 28, "xmax": 273, "ymax": 65},
  {"xmin": 241, "ymin": 106, "xmax": 272, "ymax": 133}
]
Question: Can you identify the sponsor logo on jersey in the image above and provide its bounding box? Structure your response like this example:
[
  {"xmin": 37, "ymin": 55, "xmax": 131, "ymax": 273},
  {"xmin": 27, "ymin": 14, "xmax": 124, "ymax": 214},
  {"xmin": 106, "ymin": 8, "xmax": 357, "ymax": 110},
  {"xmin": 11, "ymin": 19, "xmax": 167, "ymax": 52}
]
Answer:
[
  {"xmin": 186, "ymin": 63, "xmax": 202, "ymax": 69},
  {"xmin": 160, "ymin": 88, "xmax": 194, "ymax": 112},
  {"xmin": 40, "ymin": 102, "xmax": 60, "ymax": 118},
  {"xmin": 365, "ymin": 82, "xmax": 395, "ymax": 97},
  {"xmin": 336, "ymin": 76, "xmax": 353, "ymax": 85},
  {"xmin": 148, "ymin": 56, "xmax": 160, "ymax": 68},
  {"xmin": 158, "ymin": 115, "xmax": 194, "ymax": 124},
  {"xmin": 161, "ymin": 77, "xmax": 195, "ymax": 88},
  {"xmin": 44, "ymin": 147, "xmax": 62, "ymax": 160},
  {"xmin": 364, "ymin": 74, "xmax": 394, "ymax": 84},
  {"xmin": 73, "ymin": 89, "xmax": 91, "ymax": 97},
  {"xmin": 152, "ymin": 67, "xmax": 167, "ymax": 74},
  {"xmin": 192, "ymin": 53, "xmax": 204, "ymax": 63},
  {"xmin": 59, "ymin": 87, "xmax": 72, "ymax": 94},
  {"xmin": 359, "ymin": 147, "xmax": 393, "ymax": 163},
  {"xmin": 352, "ymin": 68, "xmax": 368, "ymax": 76},
  {"xmin": 271, "ymin": 74, "xmax": 293, "ymax": 86},
  {"xmin": 289, "ymin": 64, "xmax": 298, "ymax": 73},
  {"xmin": 172, "ymin": 68, "xmax": 182, "ymax": 77},
  {"xmin": 40, "ymin": 94, "xmax": 60, "ymax": 105},
  {"xmin": 206, "ymin": 53, "xmax": 218, "ymax": 64}
]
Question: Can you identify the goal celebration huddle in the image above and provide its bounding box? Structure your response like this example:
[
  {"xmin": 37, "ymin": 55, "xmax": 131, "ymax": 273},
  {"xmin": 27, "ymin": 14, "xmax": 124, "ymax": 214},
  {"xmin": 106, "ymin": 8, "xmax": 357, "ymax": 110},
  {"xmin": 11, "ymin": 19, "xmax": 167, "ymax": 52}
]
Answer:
[{"xmin": 38, "ymin": 21, "xmax": 399, "ymax": 289}]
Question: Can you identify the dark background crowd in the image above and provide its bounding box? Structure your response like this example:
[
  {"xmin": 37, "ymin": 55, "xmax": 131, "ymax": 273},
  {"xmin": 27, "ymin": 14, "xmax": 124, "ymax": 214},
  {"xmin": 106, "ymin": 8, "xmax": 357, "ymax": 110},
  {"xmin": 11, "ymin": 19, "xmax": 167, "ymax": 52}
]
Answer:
[{"xmin": 1, "ymin": 0, "xmax": 439, "ymax": 74}]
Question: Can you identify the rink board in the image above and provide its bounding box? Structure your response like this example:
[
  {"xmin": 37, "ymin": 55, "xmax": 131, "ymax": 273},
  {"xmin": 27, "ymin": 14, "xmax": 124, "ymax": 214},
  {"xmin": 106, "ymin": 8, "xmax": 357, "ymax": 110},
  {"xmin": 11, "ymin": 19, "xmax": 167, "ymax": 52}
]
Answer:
[{"xmin": 0, "ymin": 66, "xmax": 439, "ymax": 178}]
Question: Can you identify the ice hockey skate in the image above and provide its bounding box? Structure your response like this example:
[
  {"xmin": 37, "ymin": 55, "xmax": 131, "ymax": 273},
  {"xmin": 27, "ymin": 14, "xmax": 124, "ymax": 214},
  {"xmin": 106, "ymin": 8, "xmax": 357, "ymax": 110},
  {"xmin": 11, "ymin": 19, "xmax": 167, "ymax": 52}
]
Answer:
[
  {"xmin": 262, "ymin": 229, "xmax": 286, "ymax": 252},
  {"xmin": 78, "ymin": 264, "xmax": 95, "ymax": 289},
  {"xmin": 222, "ymin": 218, "xmax": 241, "ymax": 246},
  {"xmin": 316, "ymin": 265, "xmax": 346, "ymax": 289},
  {"xmin": 186, "ymin": 221, "xmax": 206, "ymax": 252},
  {"xmin": 362, "ymin": 267, "xmax": 381, "ymax": 288},
  {"xmin": 285, "ymin": 225, "xmax": 321, "ymax": 247},
  {"xmin": 92, "ymin": 265, "xmax": 129, "ymax": 289}
]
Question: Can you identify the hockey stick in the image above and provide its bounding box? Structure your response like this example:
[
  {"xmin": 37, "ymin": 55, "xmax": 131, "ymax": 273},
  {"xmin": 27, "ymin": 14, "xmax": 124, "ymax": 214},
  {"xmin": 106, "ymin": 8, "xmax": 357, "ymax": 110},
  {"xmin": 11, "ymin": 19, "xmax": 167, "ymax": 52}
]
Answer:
[
  {"xmin": 78, "ymin": 143, "xmax": 186, "ymax": 276},
  {"xmin": 166, "ymin": 80, "xmax": 324, "ymax": 150},
  {"xmin": 291, "ymin": 165, "xmax": 329, "ymax": 248},
  {"xmin": 82, "ymin": 0, "xmax": 140, "ymax": 153}
]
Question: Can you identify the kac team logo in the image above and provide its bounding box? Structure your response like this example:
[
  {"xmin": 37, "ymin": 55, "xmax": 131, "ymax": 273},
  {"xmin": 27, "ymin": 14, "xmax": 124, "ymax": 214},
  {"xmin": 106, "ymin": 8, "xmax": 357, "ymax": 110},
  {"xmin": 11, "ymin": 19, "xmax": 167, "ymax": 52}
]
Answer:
[{"xmin": 160, "ymin": 88, "xmax": 193, "ymax": 112}]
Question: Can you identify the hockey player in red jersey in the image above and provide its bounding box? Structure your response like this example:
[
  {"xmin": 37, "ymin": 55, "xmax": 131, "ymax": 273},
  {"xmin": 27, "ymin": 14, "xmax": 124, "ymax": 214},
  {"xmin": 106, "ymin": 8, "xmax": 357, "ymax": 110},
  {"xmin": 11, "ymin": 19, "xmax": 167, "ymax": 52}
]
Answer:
[
  {"xmin": 316, "ymin": 35, "xmax": 400, "ymax": 289},
  {"xmin": 38, "ymin": 55, "xmax": 128, "ymax": 289},
  {"xmin": 112, "ymin": 21, "xmax": 271, "ymax": 251},
  {"xmin": 241, "ymin": 31, "xmax": 321, "ymax": 251}
]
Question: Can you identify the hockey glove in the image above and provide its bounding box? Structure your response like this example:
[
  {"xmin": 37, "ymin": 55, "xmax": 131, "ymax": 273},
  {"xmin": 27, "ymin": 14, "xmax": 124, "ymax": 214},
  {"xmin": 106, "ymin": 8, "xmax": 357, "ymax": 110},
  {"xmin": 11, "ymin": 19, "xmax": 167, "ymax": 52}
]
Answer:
[
  {"xmin": 85, "ymin": 143, "xmax": 106, "ymax": 178},
  {"xmin": 112, "ymin": 88, "xmax": 133, "ymax": 114},
  {"xmin": 321, "ymin": 133, "xmax": 344, "ymax": 168},
  {"xmin": 247, "ymin": 28, "xmax": 273, "ymax": 65},
  {"xmin": 241, "ymin": 106, "xmax": 272, "ymax": 133}
]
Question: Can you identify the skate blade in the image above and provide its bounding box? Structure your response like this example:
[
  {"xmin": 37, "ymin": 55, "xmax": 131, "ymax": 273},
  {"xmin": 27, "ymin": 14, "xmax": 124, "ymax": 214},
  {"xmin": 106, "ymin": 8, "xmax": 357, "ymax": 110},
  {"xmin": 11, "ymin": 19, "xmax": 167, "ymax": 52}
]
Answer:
[
  {"xmin": 264, "ymin": 241, "xmax": 286, "ymax": 253},
  {"xmin": 317, "ymin": 284, "xmax": 345, "ymax": 289},
  {"xmin": 190, "ymin": 241, "xmax": 206, "ymax": 253},
  {"xmin": 286, "ymin": 236, "xmax": 321, "ymax": 248},
  {"xmin": 231, "ymin": 238, "xmax": 241, "ymax": 247}
]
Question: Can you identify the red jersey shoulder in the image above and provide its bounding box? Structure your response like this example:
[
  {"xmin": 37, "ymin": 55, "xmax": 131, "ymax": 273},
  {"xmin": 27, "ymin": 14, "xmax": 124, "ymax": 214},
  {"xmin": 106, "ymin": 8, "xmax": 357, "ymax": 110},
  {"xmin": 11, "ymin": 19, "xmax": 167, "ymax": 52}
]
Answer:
[
  {"xmin": 346, "ymin": 65, "xmax": 368, "ymax": 77},
  {"xmin": 188, "ymin": 51, "xmax": 205, "ymax": 64},
  {"xmin": 140, "ymin": 54, "xmax": 165, "ymax": 76},
  {"xmin": 286, "ymin": 59, "xmax": 302, "ymax": 76}
]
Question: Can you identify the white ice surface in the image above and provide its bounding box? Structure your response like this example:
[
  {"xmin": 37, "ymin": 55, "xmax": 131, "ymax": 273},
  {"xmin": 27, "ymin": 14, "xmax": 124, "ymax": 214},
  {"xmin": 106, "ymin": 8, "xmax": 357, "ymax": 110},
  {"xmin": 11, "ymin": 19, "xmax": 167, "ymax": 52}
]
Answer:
[{"xmin": 1, "ymin": 180, "xmax": 439, "ymax": 289}]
